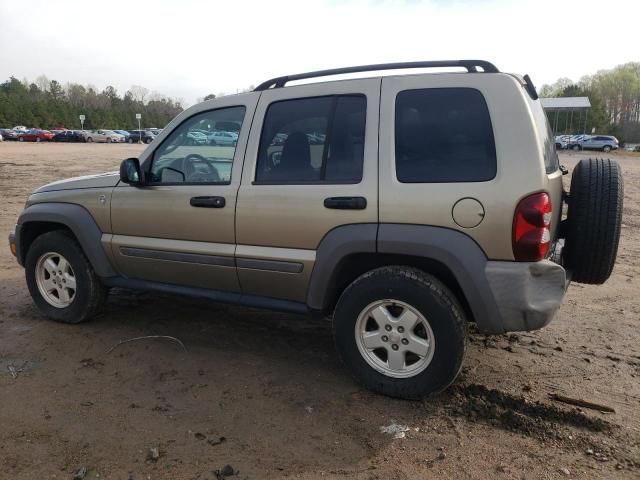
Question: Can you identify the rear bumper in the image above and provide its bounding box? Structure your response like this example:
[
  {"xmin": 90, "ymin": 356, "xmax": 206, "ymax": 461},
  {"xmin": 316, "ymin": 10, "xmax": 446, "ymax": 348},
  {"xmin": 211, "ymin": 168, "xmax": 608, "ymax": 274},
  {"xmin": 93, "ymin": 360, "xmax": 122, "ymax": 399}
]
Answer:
[{"xmin": 484, "ymin": 260, "xmax": 567, "ymax": 332}]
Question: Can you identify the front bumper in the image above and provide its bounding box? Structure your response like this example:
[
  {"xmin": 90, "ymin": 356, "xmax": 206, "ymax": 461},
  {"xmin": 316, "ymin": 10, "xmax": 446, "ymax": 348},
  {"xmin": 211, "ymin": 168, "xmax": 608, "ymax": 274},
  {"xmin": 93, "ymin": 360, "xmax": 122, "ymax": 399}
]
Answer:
[
  {"xmin": 9, "ymin": 232, "xmax": 17, "ymax": 257},
  {"xmin": 8, "ymin": 224, "xmax": 23, "ymax": 265},
  {"xmin": 485, "ymin": 260, "xmax": 567, "ymax": 332}
]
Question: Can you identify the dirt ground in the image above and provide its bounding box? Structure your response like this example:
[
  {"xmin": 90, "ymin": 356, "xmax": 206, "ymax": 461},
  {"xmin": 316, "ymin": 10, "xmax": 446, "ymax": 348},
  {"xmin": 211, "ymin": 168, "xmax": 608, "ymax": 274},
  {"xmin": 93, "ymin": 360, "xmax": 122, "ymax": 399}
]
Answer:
[{"xmin": 0, "ymin": 142, "xmax": 638, "ymax": 480}]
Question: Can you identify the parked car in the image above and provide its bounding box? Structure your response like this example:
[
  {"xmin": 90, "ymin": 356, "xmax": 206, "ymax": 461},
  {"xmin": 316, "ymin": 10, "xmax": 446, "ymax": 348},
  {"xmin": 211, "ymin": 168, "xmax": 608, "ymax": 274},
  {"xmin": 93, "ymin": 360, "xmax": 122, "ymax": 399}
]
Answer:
[
  {"xmin": 18, "ymin": 129, "xmax": 55, "ymax": 142},
  {"xmin": 84, "ymin": 129, "xmax": 124, "ymax": 143},
  {"xmin": 53, "ymin": 130, "xmax": 86, "ymax": 143},
  {"xmin": 554, "ymin": 135, "xmax": 569, "ymax": 150},
  {"xmin": 0, "ymin": 128, "xmax": 20, "ymax": 140},
  {"xmin": 113, "ymin": 130, "xmax": 131, "ymax": 139},
  {"xmin": 573, "ymin": 135, "xmax": 619, "ymax": 152},
  {"xmin": 13, "ymin": 126, "xmax": 28, "ymax": 132},
  {"xmin": 208, "ymin": 130, "xmax": 238, "ymax": 146},
  {"xmin": 186, "ymin": 131, "xmax": 208, "ymax": 145},
  {"xmin": 126, "ymin": 130, "xmax": 155, "ymax": 144},
  {"xmin": 8, "ymin": 60, "xmax": 624, "ymax": 400}
]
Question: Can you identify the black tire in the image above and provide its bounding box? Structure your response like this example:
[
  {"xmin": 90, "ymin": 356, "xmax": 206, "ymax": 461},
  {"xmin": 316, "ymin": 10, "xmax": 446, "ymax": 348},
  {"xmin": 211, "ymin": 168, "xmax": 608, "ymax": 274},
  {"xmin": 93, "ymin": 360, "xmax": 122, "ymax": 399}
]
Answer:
[
  {"xmin": 87, "ymin": 137, "xmax": 93, "ymax": 143},
  {"xmin": 333, "ymin": 266, "xmax": 466, "ymax": 399},
  {"xmin": 106, "ymin": 137, "xmax": 112, "ymax": 143},
  {"xmin": 128, "ymin": 137, "xmax": 133, "ymax": 144},
  {"xmin": 564, "ymin": 158, "xmax": 623, "ymax": 284},
  {"xmin": 25, "ymin": 230, "xmax": 106, "ymax": 323},
  {"xmin": 603, "ymin": 145, "xmax": 612, "ymax": 152},
  {"xmin": 572, "ymin": 144, "xmax": 581, "ymax": 151}
]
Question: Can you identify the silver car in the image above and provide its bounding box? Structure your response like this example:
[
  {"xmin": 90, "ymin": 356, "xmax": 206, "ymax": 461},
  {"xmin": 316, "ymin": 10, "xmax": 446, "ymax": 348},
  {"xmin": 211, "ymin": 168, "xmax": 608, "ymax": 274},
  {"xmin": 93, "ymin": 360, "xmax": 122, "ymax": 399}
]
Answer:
[
  {"xmin": 576, "ymin": 135, "xmax": 619, "ymax": 152},
  {"xmin": 208, "ymin": 130, "xmax": 238, "ymax": 146}
]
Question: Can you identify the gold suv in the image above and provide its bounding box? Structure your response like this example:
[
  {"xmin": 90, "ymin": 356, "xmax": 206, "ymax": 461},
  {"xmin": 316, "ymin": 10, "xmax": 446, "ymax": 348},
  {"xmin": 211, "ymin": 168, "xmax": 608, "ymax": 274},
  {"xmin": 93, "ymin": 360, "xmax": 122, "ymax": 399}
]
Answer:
[{"xmin": 9, "ymin": 61, "xmax": 624, "ymax": 399}]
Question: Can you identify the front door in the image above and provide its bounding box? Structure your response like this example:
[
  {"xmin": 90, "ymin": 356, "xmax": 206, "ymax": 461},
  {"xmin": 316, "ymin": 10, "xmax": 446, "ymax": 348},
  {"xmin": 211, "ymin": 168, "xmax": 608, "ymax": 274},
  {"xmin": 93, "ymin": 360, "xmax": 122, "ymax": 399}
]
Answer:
[
  {"xmin": 108, "ymin": 94, "xmax": 259, "ymax": 291},
  {"xmin": 235, "ymin": 79, "xmax": 380, "ymax": 302}
]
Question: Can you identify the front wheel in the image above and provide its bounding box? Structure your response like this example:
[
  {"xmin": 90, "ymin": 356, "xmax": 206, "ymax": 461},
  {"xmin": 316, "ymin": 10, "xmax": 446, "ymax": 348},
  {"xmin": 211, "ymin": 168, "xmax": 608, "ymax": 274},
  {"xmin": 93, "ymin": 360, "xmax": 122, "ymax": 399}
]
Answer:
[
  {"xmin": 36, "ymin": 137, "xmax": 41, "ymax": 142},
  {"xmin": 106, "ymin": 137, "xmax": 112, "ymax": 143},
  {"xmin": 333, "ymin": 266, "xmax": 466, "ymax": 399},
  {"xmin": 87, "ymin": 137, "xmax": 93, "ymax": 143},
  {"xmin": 572, "ymin": 144, "xmax": 581, "ymax": 151},
  {"xmin": 603, "ymin": 145, "xmax": 612, "ymax": 152},
  {"xmin": 19, "ymin": 137, "xmax": 24, "ymax": 142},
  {"xmin": 25, "ymin": 231, "xmax": 106, "ymax": 323}
]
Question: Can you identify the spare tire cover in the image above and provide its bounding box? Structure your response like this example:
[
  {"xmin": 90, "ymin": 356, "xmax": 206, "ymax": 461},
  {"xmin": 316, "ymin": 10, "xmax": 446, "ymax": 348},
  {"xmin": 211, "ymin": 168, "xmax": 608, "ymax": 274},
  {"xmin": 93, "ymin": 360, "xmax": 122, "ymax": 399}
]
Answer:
[{"xmin": 564, "ymin": 158, "xmax": 623, "ymax": 284}]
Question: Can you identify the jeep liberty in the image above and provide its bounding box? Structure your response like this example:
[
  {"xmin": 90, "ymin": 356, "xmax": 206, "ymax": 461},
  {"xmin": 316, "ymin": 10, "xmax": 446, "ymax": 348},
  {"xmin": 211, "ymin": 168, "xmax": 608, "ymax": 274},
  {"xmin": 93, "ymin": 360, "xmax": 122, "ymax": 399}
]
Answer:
[{"xmin": 9, "ymin": 61, "xmax": 624, "ymax": 399}]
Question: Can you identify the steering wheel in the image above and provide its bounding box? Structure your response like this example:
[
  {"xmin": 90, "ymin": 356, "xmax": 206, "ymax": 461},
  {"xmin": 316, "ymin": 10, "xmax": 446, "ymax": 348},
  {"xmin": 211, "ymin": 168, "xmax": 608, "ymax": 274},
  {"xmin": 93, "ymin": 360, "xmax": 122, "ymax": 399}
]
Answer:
[{"xmin": 184, "ymin": 154, "xmax": 220, "ymax": 183}]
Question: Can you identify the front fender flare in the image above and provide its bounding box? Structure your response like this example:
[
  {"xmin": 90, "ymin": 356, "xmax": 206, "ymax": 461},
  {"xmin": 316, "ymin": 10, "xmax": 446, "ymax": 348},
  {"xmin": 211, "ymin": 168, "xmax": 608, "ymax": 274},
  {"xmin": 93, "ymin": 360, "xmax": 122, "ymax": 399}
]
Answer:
[{"xmin": 16, "ymin": 202, "xmax": 116, "ymax": 277}]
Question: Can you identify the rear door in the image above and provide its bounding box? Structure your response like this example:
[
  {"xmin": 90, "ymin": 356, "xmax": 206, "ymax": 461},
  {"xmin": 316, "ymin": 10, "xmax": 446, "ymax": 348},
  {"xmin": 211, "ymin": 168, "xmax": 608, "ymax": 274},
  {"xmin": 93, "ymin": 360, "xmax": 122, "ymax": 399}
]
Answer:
[{"xmin": 235, "ymin": 79, "xmax": 380, "ymax": 302}]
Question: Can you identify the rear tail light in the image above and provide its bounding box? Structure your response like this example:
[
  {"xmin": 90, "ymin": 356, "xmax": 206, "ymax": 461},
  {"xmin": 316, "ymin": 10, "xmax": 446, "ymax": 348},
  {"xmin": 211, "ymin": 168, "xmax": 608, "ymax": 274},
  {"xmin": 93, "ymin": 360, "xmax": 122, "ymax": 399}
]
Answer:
[{"xmin": 512, "ymin": 192, "xmax": 552, "ymax": 262}]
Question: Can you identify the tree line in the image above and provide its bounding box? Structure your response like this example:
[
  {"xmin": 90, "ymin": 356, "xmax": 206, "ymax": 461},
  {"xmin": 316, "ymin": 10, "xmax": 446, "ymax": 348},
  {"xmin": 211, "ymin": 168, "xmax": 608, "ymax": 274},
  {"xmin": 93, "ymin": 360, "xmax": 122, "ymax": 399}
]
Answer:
[
  {"xmin": 0, "ymin": 75, "xmax": 183, "ymax": 130},
  {"xmin": 540, "ymin": 62, "xmax": 640, "ymax": 142}
]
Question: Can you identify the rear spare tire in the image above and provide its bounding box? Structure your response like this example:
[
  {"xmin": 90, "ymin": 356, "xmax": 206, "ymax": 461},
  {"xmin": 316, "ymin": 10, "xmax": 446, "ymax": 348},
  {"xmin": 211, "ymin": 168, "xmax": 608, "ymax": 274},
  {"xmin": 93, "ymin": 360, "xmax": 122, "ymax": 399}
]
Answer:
[{"xmin": 564, "ymin": 158, "xmax": 623, "ymax": 284}]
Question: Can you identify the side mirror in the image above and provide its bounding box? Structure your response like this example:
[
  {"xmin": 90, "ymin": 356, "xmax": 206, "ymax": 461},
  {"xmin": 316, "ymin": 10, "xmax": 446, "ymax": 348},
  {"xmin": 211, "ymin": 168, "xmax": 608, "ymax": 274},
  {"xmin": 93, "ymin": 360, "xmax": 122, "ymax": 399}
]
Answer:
[{"xmin": 120, "ymin": 158, "xmax": 144, "ymax": 185}]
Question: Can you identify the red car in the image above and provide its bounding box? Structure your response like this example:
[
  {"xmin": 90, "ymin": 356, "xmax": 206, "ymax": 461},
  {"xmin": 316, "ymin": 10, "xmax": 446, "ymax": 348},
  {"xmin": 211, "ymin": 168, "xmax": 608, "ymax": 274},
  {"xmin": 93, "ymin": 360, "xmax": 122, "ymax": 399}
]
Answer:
[{"xmin": 18, "ymin": 129, "xmax": 55, "ymax": 142}]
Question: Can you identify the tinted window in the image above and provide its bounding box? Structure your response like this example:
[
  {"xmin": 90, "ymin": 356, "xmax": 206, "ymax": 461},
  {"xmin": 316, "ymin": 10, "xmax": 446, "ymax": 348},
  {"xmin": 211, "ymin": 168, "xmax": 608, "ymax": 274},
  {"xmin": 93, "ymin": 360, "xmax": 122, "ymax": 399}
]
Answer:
[
  {"xmin": 255, "ymin": 95, "xmax": 366, "ymax": 183},
  {"xmin": 395, "ymin": 88, "xmax": 496, "ymax": 183},
  {"xmin": 150, "ymin": 106, "xmax": 245, "ymax": 184}
]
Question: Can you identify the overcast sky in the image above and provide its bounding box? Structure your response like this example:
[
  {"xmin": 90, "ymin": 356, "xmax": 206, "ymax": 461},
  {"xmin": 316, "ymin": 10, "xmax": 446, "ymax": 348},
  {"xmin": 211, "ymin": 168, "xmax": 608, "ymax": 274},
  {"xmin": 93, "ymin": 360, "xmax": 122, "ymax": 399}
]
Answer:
[{"xmin": 1, "ymin": 0, "xmax": 638, "ymax": 106}]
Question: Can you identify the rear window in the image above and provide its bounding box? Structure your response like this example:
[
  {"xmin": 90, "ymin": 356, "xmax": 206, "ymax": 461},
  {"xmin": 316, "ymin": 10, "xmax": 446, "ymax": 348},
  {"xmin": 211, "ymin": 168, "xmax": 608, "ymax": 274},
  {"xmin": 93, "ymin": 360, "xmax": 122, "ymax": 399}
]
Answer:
[{"xmin": 395, "ymin": 88, "xmax": 496, "ymax": 183}]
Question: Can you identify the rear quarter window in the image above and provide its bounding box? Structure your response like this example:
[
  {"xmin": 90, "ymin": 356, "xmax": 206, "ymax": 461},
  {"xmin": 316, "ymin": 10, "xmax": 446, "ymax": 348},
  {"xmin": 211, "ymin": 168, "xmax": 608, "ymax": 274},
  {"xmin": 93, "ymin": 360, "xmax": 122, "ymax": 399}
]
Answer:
[{"xmin": 395, "ymin": 88, "xmax": 497, "ymax": 183}]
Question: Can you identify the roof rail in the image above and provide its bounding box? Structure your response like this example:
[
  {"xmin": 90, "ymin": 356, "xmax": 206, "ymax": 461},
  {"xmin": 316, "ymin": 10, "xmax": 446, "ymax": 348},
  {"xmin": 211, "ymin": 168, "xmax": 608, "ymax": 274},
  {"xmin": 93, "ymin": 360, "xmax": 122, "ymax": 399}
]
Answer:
[{"xmin": 254, "ymin": 60, "xmax": 499, "ymax": 91}]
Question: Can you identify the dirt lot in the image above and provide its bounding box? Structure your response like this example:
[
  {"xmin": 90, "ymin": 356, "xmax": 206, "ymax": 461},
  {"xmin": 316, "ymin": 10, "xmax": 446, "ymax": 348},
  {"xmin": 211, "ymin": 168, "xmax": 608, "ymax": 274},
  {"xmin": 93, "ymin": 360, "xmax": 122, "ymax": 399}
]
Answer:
[{"xmin": 0, "ymin": 143, "xmax": 638, "ymax": 480}]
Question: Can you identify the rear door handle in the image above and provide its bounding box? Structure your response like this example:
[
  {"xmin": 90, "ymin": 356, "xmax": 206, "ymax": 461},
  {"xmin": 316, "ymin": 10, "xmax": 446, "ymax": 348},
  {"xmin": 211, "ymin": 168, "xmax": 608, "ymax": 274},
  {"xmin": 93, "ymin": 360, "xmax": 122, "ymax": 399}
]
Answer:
[
  {"xmin": 324, "ymin": 196, "xmax": 367, "ymax": 210},
  {"xmin": 190, "ymin": 196, "xmax": 226, "ymax": 208}
]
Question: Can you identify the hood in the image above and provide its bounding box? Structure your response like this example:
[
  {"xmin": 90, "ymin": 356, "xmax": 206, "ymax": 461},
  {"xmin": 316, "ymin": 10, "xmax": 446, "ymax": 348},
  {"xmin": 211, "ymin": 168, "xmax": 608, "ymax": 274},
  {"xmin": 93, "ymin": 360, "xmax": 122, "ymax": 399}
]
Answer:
[{"xmin": 33, "ymin": 171, "xmax": 120, "ymax": 193}]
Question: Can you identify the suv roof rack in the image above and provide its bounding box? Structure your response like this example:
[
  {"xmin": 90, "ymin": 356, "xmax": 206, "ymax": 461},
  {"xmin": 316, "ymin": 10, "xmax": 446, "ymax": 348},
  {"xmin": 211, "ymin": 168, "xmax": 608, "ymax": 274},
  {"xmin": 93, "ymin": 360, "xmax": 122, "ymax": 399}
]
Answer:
[{"xmin": 254, "ymin": 60, "xmax": 499, "ymax": 91}]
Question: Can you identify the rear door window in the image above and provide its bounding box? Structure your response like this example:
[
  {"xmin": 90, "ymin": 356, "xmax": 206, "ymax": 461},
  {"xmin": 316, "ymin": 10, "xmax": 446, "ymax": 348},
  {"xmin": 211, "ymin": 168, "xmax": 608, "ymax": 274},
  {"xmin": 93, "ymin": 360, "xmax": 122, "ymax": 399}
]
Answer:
[
  {"xmin": 255, "ymin": 95, "xmax": 366, "ymax": 184},
  {"xmin": 395, "ymin": 88, "xmax": 497, "ymax": 183}
]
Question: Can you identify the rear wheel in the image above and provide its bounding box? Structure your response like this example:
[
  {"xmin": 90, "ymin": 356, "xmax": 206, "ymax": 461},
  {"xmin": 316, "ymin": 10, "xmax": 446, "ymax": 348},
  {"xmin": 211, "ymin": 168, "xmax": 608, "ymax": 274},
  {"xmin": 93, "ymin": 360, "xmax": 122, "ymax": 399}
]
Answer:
[
  {"xmin": 25, "ymin": 231, "xmax": 106, "ymax": 323},
  {"xmin": 128, "ymin": 137, "xmax": 133, "ymax": 144},
  {"xmin": 572, "ymin": 144, "xmax": 581, "ymax": 151},
  {"xmin": 564, "ymin": 158, "xmax": 623, "ymax": 284},
  {"xmin": 36, "ymin": 137, "xmax": 41, "ymax": 142},
  {"xmin": 106, "ymin": 137, "xmax": 112, "ymax": 143},
  {"xmin": 333, "ymin": 266, "xmax": 466, "ymax": 399},
  {"xmin": 19, "ymin": 137, "xmax": 24, "ymax": 142},
  {"xmin": 87, "ymin": 137, "xmax": 93, "ymax": 143}
]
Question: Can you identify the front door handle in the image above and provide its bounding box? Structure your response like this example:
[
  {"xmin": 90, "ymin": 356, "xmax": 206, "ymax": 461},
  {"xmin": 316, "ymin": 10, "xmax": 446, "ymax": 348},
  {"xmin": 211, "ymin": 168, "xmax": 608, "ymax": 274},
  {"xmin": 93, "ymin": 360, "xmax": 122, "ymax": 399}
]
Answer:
[
  {"xmin": 324, "ymin": 196, "xmax": 367, "ymax": 210},
  {"xmin": 190, "ymin": 196, "xmax": 226, "ymax": 208}
]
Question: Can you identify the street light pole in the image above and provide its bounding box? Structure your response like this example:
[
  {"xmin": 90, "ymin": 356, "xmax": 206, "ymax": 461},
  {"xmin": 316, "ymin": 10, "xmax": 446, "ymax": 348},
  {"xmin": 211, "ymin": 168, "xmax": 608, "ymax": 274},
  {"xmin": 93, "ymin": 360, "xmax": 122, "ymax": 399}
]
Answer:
[{"xmin": 136, "ymin": 113, "xmax": 142, "ymax": 144}]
